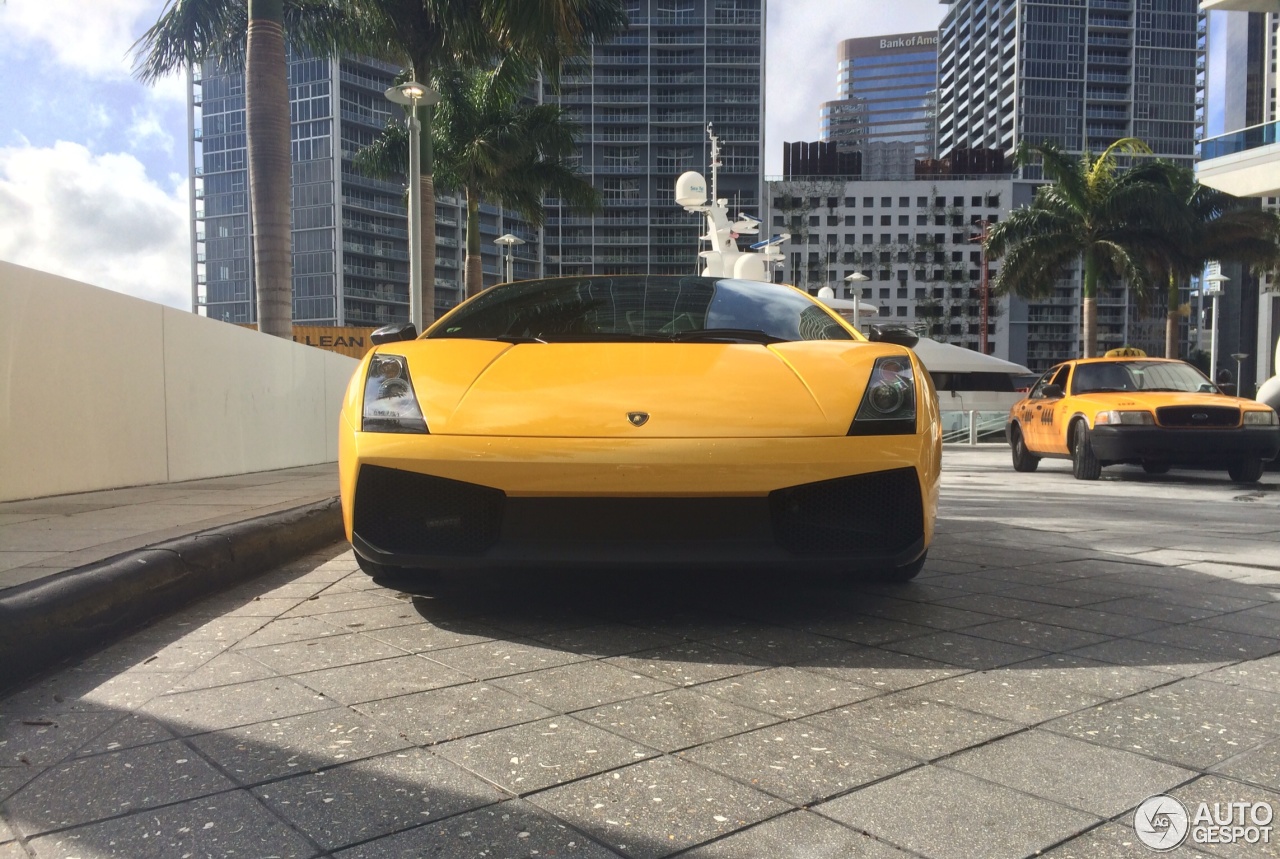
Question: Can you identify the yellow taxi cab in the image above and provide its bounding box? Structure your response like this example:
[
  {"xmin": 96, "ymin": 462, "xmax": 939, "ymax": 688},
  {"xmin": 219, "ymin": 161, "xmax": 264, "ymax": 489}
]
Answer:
[{"xmin": 1005, "ymin": 350, "xmax": 1280, "ymax": 482}]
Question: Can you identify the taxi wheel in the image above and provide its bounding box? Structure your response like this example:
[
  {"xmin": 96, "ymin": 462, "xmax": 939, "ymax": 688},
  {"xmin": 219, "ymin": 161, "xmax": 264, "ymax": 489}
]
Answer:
[
  {"xmin": 1070, "ymin": 421, "xmax": 1102, "ymax": 481},
  {"xmin": 1010, "ymin": 426, "xmax": 1040, "ymax": 472},
  {"xmin": 1141, "ymin": 460, "xmax": 1171, "ymax": 475},
  {"xmin": 1228, "ymin": 458, "xmax": 1265, "ymax": 483},
  {"xmin": 880, "ymin": 551, "xmax": 927, "ymax": 583}
]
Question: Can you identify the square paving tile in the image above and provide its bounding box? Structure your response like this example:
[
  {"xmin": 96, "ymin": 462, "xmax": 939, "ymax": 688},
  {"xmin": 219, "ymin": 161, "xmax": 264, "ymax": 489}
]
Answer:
[
  {"xmin": 491, "ymin": 661, "xmax": 675, "ymax": 712},
  {"xmin": 962, "ymin": 617, "xmax": 1113, "ymax": 652},
  {"xmin": 1169, "ymin": 775, "xmax": 1280, "ymax": 859},
  {"xmin": 421, "ymin": 638, "xmax": 589, "ymax": 680},
  {"xmin": 188, "ymin": 708, "xmax": 412, "ymax": 785},
  {"xmin": 354, "ymin": 683, "xmax": 554, "ymax": 745},
  {"xmin": 916, "ymin": 667, "xmax": 1109, "ymax": 725},
  {"xmin": 884, "ymin": 630, "xmax": 1048, "ymax": 670},
  {"xmin": 5, "ymin": 739, "xmax": 233, "ymax": 836},
  {"xmin": 1044, "ymin": 695, "xmax": 1273, "ymax": 771},
  {"xmin": 678, "ymin": 809, "xmax": 915, "ymax": 858},
  {"xmin": 697, "ymin": 666, "xmax": 879, "ymax": 719},
  {"xmin": 279, "ymin": 589, "xmax": 405, "ymax": 618},
  {"xmin": 701, "ymin": 629, "xmax": 859, "ymax": 666},
  {"xmin": 604, "ymin": 643, "xmax": 762, "ymax": 688},
  {"xmin": 303, "ymin": 602, "xmax": 424, "ymax": 634},
  {"xmin": 436, "ymin": 716, "xmax": 658, "ymax": 794},
  {"xmin": 1038, "ymin": 822, "xmax": 1217, "ymax": 859},
  {"xmin": 0, "ymin": 711, "xmax": 121, "ymax": 768},
  {"xmin": 801, "ymin": 692, "xmax": 1020, "ymax": 761},
  {"xmin": 333, "ymin": 798, "xmax": 626, "ymax": 858},
  {"xmin": 816, "ymin": 765, "xmax": 1099, "ymax": 859},
  {"xmin": 530, "ymin": 756, "xmax": 788, "ymax": 859},
  {"xmin": 528, "ymin": 624, "xmax": 685, "ymax": 658},
  {"xmin": 1131, "ymin": 625, "xmax": 1280, "ymax": 662},
  {"xmin": 1212, "ymin": 738, "xmax": 1280, "ymax": 792},
  {"xmin": 231, "ymin": 616, "xmax": 347, "ymax": 649},
  {"xmin": 241, "ymin": 632, "xmax": 408, "ymax": 675},
  {"xmin": 1197, "ymin": 653, "xmax": 1280, "ymax": 695},
  {"xmin": 253, "ymin": 748, "xmax": 503, "ymax": 851},
  {"xmin": 293, "ymin": 654, "xmax": 473, "ymax": 705},
  {"xmin": 1067, "ymin": 638, "xmax": 1231, "ymax": 678},
  {"xmin": 940, "ymin": 729, "xmax": 1195, "ymax": 817},
  {"xmin": 803, "ymin": 647, "xmax": 969, "ymax": 692},
  {"xmin": 1000, "ymin": 654, "xmax": 1174, "ymax": 701},
  {"xmin": 25, "ymin": 790, "xmax": 318, "ymax": 859},
  {"xmin": 578, "ymin": 689, "xmax": 781, "ymax": 753},
  {"xmin": 140, "ymin": 677, "xmax": 336, "ymax": 736},
  {"xmin": 681, "ymin": 720, "xmax": 917, "ymax": 805},
  {"xmin": 361, "ymin": 620, "xmax": 504, "ymax": 654},
  {"xmin": 799, "ymin": 614, "xmax": 937, "ymax": 647},
  {"xmin": 166, "ymin": 652, "xmax": 280, "ymax": 692},
  {"xmin": 1019, "ymin": 605, "xmax": 1168, "ymax": 638}
]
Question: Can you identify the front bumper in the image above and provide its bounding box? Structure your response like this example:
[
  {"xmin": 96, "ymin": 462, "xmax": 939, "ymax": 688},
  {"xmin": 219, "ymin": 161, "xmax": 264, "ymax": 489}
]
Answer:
[
  {"xmin": 1088, "ymin": 425, "xmax": 1280, "ymax": 464},
  {"xmin": 339, "ymin": 432, "xmax": 939, "ymax": 573}
]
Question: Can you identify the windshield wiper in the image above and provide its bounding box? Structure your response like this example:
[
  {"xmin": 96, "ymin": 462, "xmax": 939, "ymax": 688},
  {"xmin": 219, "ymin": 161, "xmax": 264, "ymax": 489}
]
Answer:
[
  {"xmin": 670, "ymin": 328, "xmax": 786, "ymax": 344},
  {"xmin": 492, "ymin": 335, "xmax": 547, "ymax": 344}
]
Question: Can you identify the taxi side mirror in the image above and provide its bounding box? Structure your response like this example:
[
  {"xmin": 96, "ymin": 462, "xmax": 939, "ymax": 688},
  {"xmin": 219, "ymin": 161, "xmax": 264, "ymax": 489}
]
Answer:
[
  {"xmin": 1042, "ymin": 384, "xmax": 1064, "ymax": 399},
  {"xmin": 867, "ymin": 323, "xmax": 919, "ymax": 348}
]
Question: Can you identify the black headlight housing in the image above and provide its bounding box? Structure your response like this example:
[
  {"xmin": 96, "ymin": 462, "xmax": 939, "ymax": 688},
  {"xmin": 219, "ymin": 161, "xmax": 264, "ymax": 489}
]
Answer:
[{"xmin": 848, "ymin": 355, "xmax": 917, "ymax": 436}]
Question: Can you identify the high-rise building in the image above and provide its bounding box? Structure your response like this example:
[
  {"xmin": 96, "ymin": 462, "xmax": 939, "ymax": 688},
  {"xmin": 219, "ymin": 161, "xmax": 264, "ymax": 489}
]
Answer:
[
  {"xmin": 190, "ymin": 52, "xmax": 535, "ymax": 328},
  {"xmin": 820, "ymin": 32, "xmax": 940, "ymax": 178},
  {"xmin": 1196, "ymin": 4, "xmax": 1279, "ymax": 392},
  {"xmin": 540, "ymin": 0, "xmax": 765, "ymax": 277},
  {"xmin": 935, "ymin": 0, "xmax": 1202, "ymax": 370}
]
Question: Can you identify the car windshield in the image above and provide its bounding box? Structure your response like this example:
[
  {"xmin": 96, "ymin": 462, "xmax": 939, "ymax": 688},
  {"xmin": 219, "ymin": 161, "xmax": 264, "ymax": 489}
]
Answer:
[
  {"xmin": 1071, "ymin": 360, "xmax": 1215, "ymax": 394},
  {"xmin": 428, "ymin": 275, "xmax": 854, "ymax": 343}
]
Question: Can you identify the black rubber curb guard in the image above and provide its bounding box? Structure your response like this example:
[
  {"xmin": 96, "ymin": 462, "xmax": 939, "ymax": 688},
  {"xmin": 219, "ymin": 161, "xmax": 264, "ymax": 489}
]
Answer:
[{"xmin": 0, "ymin": 497, "xmax": 343, "ymax": 693}]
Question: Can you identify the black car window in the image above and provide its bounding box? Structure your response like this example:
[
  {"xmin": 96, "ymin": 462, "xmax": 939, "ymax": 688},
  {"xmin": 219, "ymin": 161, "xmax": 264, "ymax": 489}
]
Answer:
[
  {"xmin": 1030, "ymin": 365, "xmax": 1063, "ymax": 399},
  {"xmin": 429, "ymin": 275, "xmax": 854, "ymax": 343}
]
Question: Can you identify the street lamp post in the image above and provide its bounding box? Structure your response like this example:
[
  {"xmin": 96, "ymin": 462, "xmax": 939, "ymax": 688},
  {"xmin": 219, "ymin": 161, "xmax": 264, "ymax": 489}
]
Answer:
[
  {"xmin": 494, "ymin": 234, "xmax": 526, "ymax": 283},
  {"xmin": 384, "ymin": 81, "xmax": 438, "ymax": 332},
  {"xmin": 844, "ymin": 271, "xmax": 869, "ymax": 299},
  {"xmin": 1232, "ymin": 352, "xmax": 1249, "ymax": 396},
  {"xmin": 1203, "ymin": 266, "xmax": 1228, "ymax": 384}
]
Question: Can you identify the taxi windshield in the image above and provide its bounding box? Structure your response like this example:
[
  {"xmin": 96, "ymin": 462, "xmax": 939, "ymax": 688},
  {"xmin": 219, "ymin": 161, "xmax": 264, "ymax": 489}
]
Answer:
[{"xmin": 1071, "ymin": 361, "xmax": 1214, "ymax": 395}]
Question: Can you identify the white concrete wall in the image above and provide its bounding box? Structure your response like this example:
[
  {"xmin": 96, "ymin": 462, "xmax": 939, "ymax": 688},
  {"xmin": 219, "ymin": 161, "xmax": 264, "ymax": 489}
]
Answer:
[{"xmin": 0, "ymin": 261, "xmax": 359, "ymax": 502}]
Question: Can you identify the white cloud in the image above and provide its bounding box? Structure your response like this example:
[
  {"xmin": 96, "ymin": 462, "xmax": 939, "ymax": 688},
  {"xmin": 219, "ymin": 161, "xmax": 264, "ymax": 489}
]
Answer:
[
  {"xmin": 127, "ymin": 107, "xmax": 177, "ymax": 153},
  {"xmin": 0, "ymin": 141, "xmax": 191, "ymax": 309},
  {"xmin": 2, "ymin": 0, "xmax": 158, "ymax": 78}
]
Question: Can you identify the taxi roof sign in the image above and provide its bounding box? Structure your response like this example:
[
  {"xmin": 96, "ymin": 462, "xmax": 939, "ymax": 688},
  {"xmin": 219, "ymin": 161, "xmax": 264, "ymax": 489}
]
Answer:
[{"xmin": 1104, "ymin": 347, "xmax": 1147, "ymax": 358}]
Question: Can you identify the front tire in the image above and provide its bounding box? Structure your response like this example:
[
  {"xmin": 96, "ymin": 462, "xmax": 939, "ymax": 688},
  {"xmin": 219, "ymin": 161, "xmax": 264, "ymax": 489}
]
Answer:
[
  {"xmin": 1228, "ymin": 458, "xmax": 1265, "ymax": 483},
  {"xmin": 1071, "ymin": 421, "xmax": 1102, "ymax": 481},
  {"xmin": 1010, "ymin": 426, "xmax": 1040, "ymax": 472}
]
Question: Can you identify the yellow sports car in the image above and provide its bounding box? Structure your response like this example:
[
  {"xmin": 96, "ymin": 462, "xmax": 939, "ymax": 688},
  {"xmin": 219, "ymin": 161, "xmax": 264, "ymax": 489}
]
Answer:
[
  {"xmin": 1006, "ymin": 355, "xmax": 1280, "ymax": 481},
  {"xmin": 339, "ymin": 275, "xmax": 941, "ymax": 583}
]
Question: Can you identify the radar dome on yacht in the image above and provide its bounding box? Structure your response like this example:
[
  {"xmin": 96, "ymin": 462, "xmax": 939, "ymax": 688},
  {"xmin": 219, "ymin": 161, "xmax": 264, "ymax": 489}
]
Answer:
[{"xmin": 675, "ymin": 172, "xmax": 708, "ymax": 208}]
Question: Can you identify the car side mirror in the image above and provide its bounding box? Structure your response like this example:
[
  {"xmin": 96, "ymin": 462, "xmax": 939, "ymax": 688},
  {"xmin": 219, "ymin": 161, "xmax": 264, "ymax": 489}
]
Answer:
[
  {"xmin": 1042, "ymin": 384, "xmax": 1064, "ymax": 399},
  {"xmin": 370, "ymin": 322, "xmax": 418, "ymax": 344},
  {"xmin": 1197, "ymin": 382, "xmax": 1216, "ymax": 394},
  {"xmin": 866, "ymin": 323, "xmax": 919, "ymax": 348}
]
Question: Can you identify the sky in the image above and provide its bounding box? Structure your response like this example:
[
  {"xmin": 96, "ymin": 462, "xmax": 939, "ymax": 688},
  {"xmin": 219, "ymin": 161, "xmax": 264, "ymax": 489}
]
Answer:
[{"xmin": 0, "ymin": 0, "xmax": 947, "ymax": 310}]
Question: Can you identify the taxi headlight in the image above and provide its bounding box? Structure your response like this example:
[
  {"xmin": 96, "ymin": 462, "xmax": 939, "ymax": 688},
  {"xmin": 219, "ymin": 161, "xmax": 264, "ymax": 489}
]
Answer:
[
  {"xmin": 1244, "ymin": 409, "xmax": 1279, "ymax": 426},
  {"xmin": 1094, "ymin": 410, "xmax": 1154, "ymax": 426},
  {"xmin": 362, "ymin": 354, "xmax": 428, "ymax": 433}
]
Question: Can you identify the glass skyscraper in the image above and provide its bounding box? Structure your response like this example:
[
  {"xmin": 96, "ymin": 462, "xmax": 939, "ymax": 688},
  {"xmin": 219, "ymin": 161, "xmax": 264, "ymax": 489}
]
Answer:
[
  {"xmin": 540, "ymin": 0, "xmax": 765, "ymax": 277},
  {"xmin": 820, "ymin": 33, "xmax": 940, "ymax": 178}
]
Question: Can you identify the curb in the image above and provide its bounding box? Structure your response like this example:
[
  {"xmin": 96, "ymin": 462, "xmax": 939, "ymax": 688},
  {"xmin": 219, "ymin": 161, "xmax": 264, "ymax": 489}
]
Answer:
[{"xmin": 0, "ymin": 497, "xmax": 344, "ymax": 693}]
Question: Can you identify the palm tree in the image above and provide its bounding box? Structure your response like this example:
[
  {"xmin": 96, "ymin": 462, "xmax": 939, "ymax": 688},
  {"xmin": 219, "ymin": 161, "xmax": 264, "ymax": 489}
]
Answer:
[
  {"xmin": 347, "ymin": 0, "xmax": 628, "ymax": 323},
  {"xmin": 355, "ymin": 60, "xmax": 600, "ymax": 298},
  {"xmin": 133, "ymin": 0, "xmax": 352, "ymax": 339},
  {"xmin": 1134, "ymin": 163, "xmax": 1280, "ymax": 358},
  {"xmin": 985, "ymin": 139, "xmax": 1175, "ymax": 358}
]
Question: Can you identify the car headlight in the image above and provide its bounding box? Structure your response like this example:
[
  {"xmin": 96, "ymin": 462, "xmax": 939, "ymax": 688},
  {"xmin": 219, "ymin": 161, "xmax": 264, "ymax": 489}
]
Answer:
[
  {"xmin": 1244, "ymin": 409, "xmax": 1279, "ymax": 426},
  {"xmin": 1094, "ymin": 410, "xmax": 1154, "ymax": 426},
  {"xmin": 849, "ymin": 355, "xmax": 916, "ymax": 436},
  {"xmin": 362, "ymin": 354, "xmax": 428, "ymax": 433}
]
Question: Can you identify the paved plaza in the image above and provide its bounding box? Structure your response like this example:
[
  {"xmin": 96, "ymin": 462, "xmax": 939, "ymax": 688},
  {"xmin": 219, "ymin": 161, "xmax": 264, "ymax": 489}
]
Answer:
[{"xmin": 2, "ymin": 448, "xmax": 1279, "ymax": 858}]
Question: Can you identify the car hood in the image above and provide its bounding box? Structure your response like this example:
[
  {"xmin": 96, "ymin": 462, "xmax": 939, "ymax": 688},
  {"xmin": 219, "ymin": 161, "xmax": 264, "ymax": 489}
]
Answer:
[
  {"xmin": 380, "ymin": 339, "xmax": 913, "ymax": 437},
  {"xmin": 1070, "ymin": 391, "xmax": 1247, "ymax": 411}
]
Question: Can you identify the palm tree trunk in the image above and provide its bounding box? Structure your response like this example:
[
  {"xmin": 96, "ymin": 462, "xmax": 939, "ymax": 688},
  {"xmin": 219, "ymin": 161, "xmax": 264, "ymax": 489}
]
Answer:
[
  {"xmin": 1081, "ymin": 251, "xmax": 1098, "ymax": 358},
  {"xmin": 1165, "ymin": 271, "xmax": 1179, "ymax": 359},
  {"xmin": 246, "ymin": 0, "xmax": 292, "ymax": 339},
  {"xmin": 465, "ymin": 193, "xmax": 483, "ymax": 298}
]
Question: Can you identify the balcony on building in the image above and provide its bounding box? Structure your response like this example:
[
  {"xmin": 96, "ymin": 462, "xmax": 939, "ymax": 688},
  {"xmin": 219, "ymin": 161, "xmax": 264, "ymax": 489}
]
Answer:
[{"xmin": 1196, "ymin": 120, "xmax": 1280, "ymax": 197}]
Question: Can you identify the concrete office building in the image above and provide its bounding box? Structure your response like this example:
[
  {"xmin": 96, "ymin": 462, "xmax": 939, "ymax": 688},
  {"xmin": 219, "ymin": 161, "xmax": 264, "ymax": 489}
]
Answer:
[
  {"xmin": 820, "ymin": 32, "xmax": 940, "ymax": 178},
  {"xmin": 190, "ymin": 52, "xmax": 535, "ymax": 328},
  {"xmin": 540, "ymin": 0, "xmax": 765, "ymax": 277},
  {"xmin": 935, "ymin": 0, "xmax": 1202, "ymax": 368},
  {"xmin": 1196, "ymin": 4, "xmax": 1279, "ymax": 393}
]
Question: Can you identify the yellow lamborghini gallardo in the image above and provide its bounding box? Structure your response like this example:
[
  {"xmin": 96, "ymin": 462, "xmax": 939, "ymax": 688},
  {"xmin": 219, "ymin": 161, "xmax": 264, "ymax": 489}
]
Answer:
[{"xmin": 338, "ymin": 275, "xmax": 941, "ymax": 583}]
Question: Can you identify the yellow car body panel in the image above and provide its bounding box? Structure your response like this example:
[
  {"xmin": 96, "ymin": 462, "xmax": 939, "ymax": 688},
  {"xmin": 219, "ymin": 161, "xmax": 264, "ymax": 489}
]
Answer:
[{"xmin": 338, "ymin": 276, "xmax": 941, "ymax": 576}]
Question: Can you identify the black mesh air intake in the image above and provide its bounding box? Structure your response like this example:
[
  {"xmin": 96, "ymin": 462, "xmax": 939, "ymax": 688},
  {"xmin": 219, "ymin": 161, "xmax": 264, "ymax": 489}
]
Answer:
[
  {"xmin": 353, "ymin": 465, "xmax": 505, "ymax": 556},
  {"xmin": 769, "ymin": 467, "xmax": 923, "ymax": 556}
]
